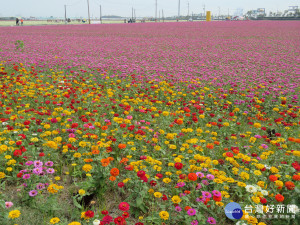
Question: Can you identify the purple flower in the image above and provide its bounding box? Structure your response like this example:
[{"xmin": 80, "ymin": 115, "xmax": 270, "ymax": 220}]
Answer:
[
  {"xmin": 196, "ymin": 172, "xmax": 204, "ymax": 178},
  {"xmin": 201, "ymin": 180, "xmax": 209, "ymax": 185},
  {"xmin": 34, "ymin": 160, "xmax": 43, "ymax": 168},
  {"xmin": 175, "ymin": 206, "xmax": 182, "ymax": 212},
  {"xmin": 45, "ymin": 161, "xmax": 54, "ymax": 167},
  {"xmin": 46, "ymin": 168, "xmax": 55, "ymax": 174},
  {"xmin": 207, "ymin": 217, "xmax": 216, "ymax": 224},
  {"xmin": 29, "ymin": 190, "xmax": 38, "ymax": 197},
  {"xmin": 206, "ymin": 174, "xmax": 214, "ymax": 180},
  {"xmin": 187, "ymin": 208, "xmax": 196, "ymax": 216},
  {"xmin": 36, "ymin": 183, "xmax": 45, "ymax": 190},
  {"xmin": 196, "ymin": 183, "xmax": 202, "ymax": 190},
  {"xmin": 33, "ymin": 167, "xmax": 43, "ymax": 175}
]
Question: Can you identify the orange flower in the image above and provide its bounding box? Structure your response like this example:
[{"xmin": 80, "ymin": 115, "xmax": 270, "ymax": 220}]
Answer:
[
  {"xmin": 120, "ymin": 158, "xmax": 129, "ymax": 164},
  {"xmin": 110, "ymin": 168, "xmax": 120, "ymax": 177},
  {"xmin": 269, "ymin": 175, "xmax": 278, "ymax": 182},
  {"xmin": 206, "ymin": 143, "xmax": 214, "ymax": 149},
  {"xmin": 211, "ymin": 122, "xmax": 217, "ymax": 126},
  {"xmin": 101, "ymin": 158, "xmax": 110, "ymax": 167},
  {"xmin": 175, "ymin": 119, "xmax": 183, "ymax": 125},
  {"xmin": 109, "ymin": 176, "xmax": 116, "ymax": 181},
  {"xmin": 92, "ymin": 149, "xmax": 100, "ymax": 155},
  {"xmin": 84, "ymin": 158, "xmax": 93, "ymax": 163},
  {"xmin": 184, "ymin": 206, "xmax": 191, "ymax": 211},
  {"xmin": 187, "ymin": 173, "xmax": 197, "ymax": 181},
  {"xmin": 288, "ymin": 137, "xmax": 295, "ymax": 142},
  {"xmin": 214, "ymin": 141, "xmax": 220, "ymax": 145},
  {"xmin": 107, "ymin": 157, "xmax": 114, "ymax": 162},
  {"xmin": 118, "ymin": 144, "xmax": 126, "ymax": 149},
  {"xmin": 101, "ymin": 126, "xmax": 108, "ymax": 130},
  {"xmin": 285, "ymin": 181, "xmax": 295, "ymax": 190},
  {"xmin": 292, "ymin": 175, "xmax": 300, "ymax": 181}
]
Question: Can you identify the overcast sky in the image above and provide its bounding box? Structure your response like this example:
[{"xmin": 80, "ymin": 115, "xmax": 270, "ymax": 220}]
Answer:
[{"xmin": 1, "ymin": 0, "xmax": 299, "ymax": 18}]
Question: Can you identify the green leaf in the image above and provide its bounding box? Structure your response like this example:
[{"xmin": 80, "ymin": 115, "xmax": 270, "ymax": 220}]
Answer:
[{"xmin": 73, "ymin": 197, "xmax": 82, "ymax": 209}]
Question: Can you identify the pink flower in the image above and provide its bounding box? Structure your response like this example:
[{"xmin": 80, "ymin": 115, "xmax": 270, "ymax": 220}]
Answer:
[{"xmin": 5, "ymin": 202, "xmax": 13, "ymax": 208}]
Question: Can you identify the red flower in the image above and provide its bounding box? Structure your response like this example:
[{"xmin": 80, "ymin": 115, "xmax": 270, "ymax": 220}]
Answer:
[
  {"xmin": 13, "ymin": 150, "xmax": 22, "ymax": 157},
  {"xmin": 119, "ymin": 202, "xmax": 130, "ymax": 211},
  {"xmin": 137, "ymin": 170, "xmax": 146, "ymax": 178},
  {"xmin": 226, "ymin": 152, "xmax": 233, "ymax": 157},
  {"xmin": 17, "ymin": 173, "xmax": 23, "ymax": 178},
  {"xmin": 150, "ymin": 180, "xmax": 157, "ymax": 187},
  {"xmin": 122, "ymin": 211, "xmax": 130, "ymax": 219},
  {"xmin": 114, "ymin": 216, "xmax": 126, "ymax": 225},
  {"xmin": 39, "ymin": 152, "xmax": 45, "ymax": 157},
  {"xmin": 118, "ymin": 182, "xmax": 125, "ymax": 188},
  {"xmin": 101, "ymin": 210, "xmax": 109, "ymax": 215},
  {"xmin": 102, "ymin": 215, "xmax": 113, "ymax": 224},
  {"xmin": 260, "ymin": 197, "xmax": 267, "ymax": 204},
  {"xmin": 85, "ymin": 210, "xmax": 94, "ymax": 218},
  {"xmin": 156, "ymin": 173, "xmax": 163, "ymax": 179},
  {"xmin": 16, "ymin": 140, "xmax": 22, "ymax": 146},
  {"xmin": 71, "ymin": 123, "xmax": 78, "ymax": 128},
  {"xmin": 162, "ymin": 194, "xmax": 168, "ymax": 201},
  {"xmin": 174, "ymin": 162, "xmax": 183, "ymax": 170}
]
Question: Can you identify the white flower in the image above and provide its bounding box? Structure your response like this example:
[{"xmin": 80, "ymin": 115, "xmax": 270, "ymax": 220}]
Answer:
[
  {"xmin": 236, "ymin": 221, "xmax": 248, "ymax": 225},
  {"xmin": 93, "ymin": 219, "xmax": 101, "ymax": 225},
  {"xmin": 245, "ymin": 185, "xmax": 257, "ymax": 193},
  {"xmin": 13, "ymin": 131, "xmax": 18, "ymax": 134},
  {"xmin": 288, "ymin": 204, "xmax": 299, "ymax": 214},
  {"xmin": 264, "ymin": 164, "xmax": 271, "ymax": 169},
  {"xmin": 32, "ymin": 133, "xmax": 38, "ymax": 136},
  {"xmin": 2, "ymin": 122, "xmax": 8, "ymax": 125},
  {"xmin": 261, "ymin": 190, "xmax": 268, "ymax": 196}
]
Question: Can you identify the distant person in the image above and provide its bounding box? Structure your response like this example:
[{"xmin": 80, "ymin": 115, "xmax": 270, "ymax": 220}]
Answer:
[
  {"xmin": 124, "ymin": 19, "xmax": 127, "ymax": 23},
  {"xmin": 20, "ymin": 19, "xmax": 24, "ymax": 26},
  {"xmin": 16, "ymin": 18, "xmax": 19, "ymax": 26}
]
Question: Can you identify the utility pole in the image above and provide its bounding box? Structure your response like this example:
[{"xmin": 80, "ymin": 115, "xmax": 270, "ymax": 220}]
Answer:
[
  {"xmin": 187, "ymin": 2, "xmax": 189, "ymax": 18},
  {"xmin": 178, "ymin": 0, "xmax": 180, "ymax": 20},
  {"xmin": 228, "ymin": 8, "xmax": 229, "ymax": 17},
  {"xmin": 155, "ymin": 0, "xmax": 157, "ymax": 22},
  {"xmin": 218, "ymin": 7, "xmax": 220, "ymax": 20},
  {"xmin": 159, "ymin": 10, "xmax": 160, "ymax": 21},
  {"xmin": 203, "ymin": 4, "xmax": 206, "ymax": 20},
  {"xmin": 87, "ymin": 0, "xmax": 91, "ymax": 24},
  {"xmin": 162, "ymin": 9, "xmax": 164, "ymax": 22},
  {"xmin": 100, "ymin": 5, "xmax": 102, "ymax": 24},
  {"xmin": 134, "ymin": 9, "xmax": 136, "ymax": 20},
  {"xmin": 64, "ymin": 5, "xmax": 67, "ymax": 24}
]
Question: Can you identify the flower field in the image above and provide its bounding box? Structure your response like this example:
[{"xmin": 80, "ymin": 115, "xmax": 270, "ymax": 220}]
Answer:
[{"xmin": 0, "ymin": 21, "xmax": 299, "ymax": 225}]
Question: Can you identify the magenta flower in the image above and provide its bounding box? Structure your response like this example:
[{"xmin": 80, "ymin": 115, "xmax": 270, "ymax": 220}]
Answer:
[
  {"xmin": 175, "ymin": 206, "xmax": 182, "ymax": 212},
  {"xmin": 187, "ymin": 208, "xmax": 196, "ymax": 216},
  {"xmin": 22, "ymin": 174, "xmax": 31, "ymax": 179},
  {"xmin": 45, "ymin": 161, "xmax": 54, "ymax": 167},
  {"xmin": 34, "ymin": 160, "xmax": 43, "ymax": 168},
  {"xmin": 207, "ymin": 217, "xmax": 216, "ymax": 224},
  {"xmin": 191, "ymin": 220, "xmax": 198, "ymax": 225}
]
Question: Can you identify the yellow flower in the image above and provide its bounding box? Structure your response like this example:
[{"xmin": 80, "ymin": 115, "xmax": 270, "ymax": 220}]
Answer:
[
  {"xmin": 50, "ymin": 217, "xmax": 60, "ymax": 224},
  {"xmin": 159, "ymin": 211, "xmax": 169, "ymax": 220},
  {"xmin": 154, "ymin": 192, "xmax": 162, "ymax": 198},
  {"xmin": 8, "ymin": 210, "xmax": 21, "ymax": 219},
  {"xmin": 163, "ymin": 178, "xmax": 171, "ymax": 184},
  {"xmin": 73, "ymin": 153, "xmax": 81, "ymax": 158},
  {"xmin": 251, "ymin": 196, "xmax": 260, "ymax": 204},
  {"xmin": 82, "ymin": 164, "xmax": 92, "ymax": 172},
  {"xmin": 0, "ymin": 172, "xmax": 6, "ymax": 179},
  {"xmin": 78, "ymin": 189, "xmax": 86, "ymax": 195},
  {"xmin": 171, "ymin": 195, "xmax": 181, "ymax": 204},
  {"xmin": 68, "ymin": 222, "xmax": 81, "ymax": 225}
]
